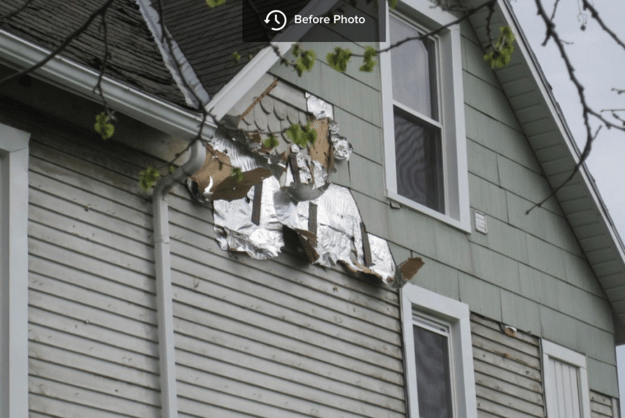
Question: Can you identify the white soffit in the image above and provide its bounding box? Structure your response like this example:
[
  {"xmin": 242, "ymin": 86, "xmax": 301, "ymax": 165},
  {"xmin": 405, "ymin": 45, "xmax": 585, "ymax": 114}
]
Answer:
[{"xmin": 467, "ymin": 0, "xmax": 625, "ymax": 338}]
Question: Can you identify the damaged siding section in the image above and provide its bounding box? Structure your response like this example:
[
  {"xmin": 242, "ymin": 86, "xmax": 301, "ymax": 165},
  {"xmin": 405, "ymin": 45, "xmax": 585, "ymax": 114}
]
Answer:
[
  {"xmin": 471, "ymin": 314, "xmax": 546, "ymax": 418},
  {"xmin": 471, "ymin": 314, "xmax": 621, "ymax": 418},
  {"xmin": 186, "ymin": 77, "xmax": 423, "ymax": 287},
  {"xmin": 168, "ymin": 197, "xmax": 407, "ymax": 417},
  {"xmin": 590, "ymin": 390, "xmax": 620, "ymax": 418}
]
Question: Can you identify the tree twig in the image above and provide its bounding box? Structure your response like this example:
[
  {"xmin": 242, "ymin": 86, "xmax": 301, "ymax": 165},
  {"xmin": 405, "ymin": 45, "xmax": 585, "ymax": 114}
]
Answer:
[{"xmin": 0, "ymin": 0, "xmax": 116, "ymax": 87}]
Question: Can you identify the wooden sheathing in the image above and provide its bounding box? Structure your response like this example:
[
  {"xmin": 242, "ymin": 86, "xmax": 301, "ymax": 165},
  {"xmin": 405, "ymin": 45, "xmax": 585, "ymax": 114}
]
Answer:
[
  {"xmin": 471, "ymin": 314, "xmax": 546, "ymax": 418},
  {"xmin": 5, "ymin": 106, "xmax": 163, "ymax": 415}
]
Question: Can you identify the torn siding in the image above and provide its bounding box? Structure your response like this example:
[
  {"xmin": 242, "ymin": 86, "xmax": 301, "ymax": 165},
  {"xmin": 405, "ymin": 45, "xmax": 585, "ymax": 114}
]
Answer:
[
  {"xmin": 0, "ymin": 90, "xmax": 407, "ymax": 417},
  {"xmin": 186, "ymin": 79, "xmax": 422, "ymax": 287},
  {"xmin": 471, "ymin": 314, "xmax": 546, "ymax": 418}
]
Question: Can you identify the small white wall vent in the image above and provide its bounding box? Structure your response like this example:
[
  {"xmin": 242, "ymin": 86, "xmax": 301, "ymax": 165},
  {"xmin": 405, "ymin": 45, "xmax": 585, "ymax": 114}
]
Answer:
[{"xmin": 475, "ymin": 210, "xmax": 488, "ymax": 234}]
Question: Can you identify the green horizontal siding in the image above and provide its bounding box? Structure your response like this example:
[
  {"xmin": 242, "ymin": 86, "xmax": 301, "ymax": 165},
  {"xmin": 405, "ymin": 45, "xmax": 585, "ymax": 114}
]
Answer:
[{"xmin": 269, "ymin": 22, "xmax": 618, "ymax": 396}]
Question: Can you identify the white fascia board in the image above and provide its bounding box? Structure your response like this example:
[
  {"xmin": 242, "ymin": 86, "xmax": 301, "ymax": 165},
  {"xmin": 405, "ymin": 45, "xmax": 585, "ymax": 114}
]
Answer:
[
  {"xmin": 496, "ymin": 0, "xmax": 625, "ymax": 267},
  {"xmin": 204, "ymin": 42, "xmax": 294, "ymax": 121},
  {"xmin": 0, "ymin": 30, "xmax": 217, "ymax": 141},
  {"xmin": 204, "ymin": 0, "xmax": 338, "ymax": 121}
]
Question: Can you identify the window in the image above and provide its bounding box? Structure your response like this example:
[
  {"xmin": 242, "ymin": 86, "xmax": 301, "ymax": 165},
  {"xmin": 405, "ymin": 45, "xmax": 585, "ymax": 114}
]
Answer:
[
  {"xmin": 0, "ymin": 123, "xmax": 30, "ymax": 418},
  {"xmin": 542, "ymin": 340, "xmax": 591, "ymax": 418},
  {"xmin": 401, "ymin": 284, "xmax": 477, "ymax": 418},
  {"xmin": 381, "ymin": 2, "xmax": 470, "ymax": 232}
]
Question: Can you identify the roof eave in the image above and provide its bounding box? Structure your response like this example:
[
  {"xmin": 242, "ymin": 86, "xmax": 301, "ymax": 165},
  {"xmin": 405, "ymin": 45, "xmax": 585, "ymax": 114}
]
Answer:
[
  {"xmin": 0, "ymin": 29, "xmax": 217, "ymax": 141},
  {"xmin": 468, "ymin": 0, "xmax": 625, "ymax": 341}
]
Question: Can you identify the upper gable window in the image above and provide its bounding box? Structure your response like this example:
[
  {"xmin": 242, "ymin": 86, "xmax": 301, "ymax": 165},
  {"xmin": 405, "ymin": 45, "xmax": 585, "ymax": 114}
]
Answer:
[{"xmin": 381, "ymin": 2, "xmax": 470, "ymax": 232}]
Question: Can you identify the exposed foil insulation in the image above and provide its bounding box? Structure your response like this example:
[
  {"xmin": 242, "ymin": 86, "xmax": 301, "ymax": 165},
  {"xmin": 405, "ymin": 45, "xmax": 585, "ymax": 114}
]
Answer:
[
  {"xmin": 329, "ymin": 120, "xmax": 352, "ymax": 161},
  {"xmin": 214, "ymin": 176, "xmax": 284, "ymax": 260},
  {"xmin": 185, "ymin": 87, "xmax": 421, "ymax": 286},
  {"xmin": 274, "ymin": 184, "xmax": 402, "ymax": 283},
  {"xmin": 306, "ymin": 92, "xmax": 334, "ymax": 119}
]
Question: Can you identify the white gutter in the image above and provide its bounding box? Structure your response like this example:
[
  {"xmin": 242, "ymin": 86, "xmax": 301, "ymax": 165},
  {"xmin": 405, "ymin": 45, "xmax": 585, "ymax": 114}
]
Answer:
[
  {"xmin": 0, "ymin": 29, "xmax": 217, "ymax": 140},
  {"xmin": 152, "ymin": 139, "xmax": 208, "ymax": 418}
]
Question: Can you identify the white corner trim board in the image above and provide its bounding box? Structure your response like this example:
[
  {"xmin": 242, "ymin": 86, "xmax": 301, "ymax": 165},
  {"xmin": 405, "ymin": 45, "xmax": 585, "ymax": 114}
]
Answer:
[{"xmin": 0, "ymin": 124, "xmax": 30, "ymax": 418}]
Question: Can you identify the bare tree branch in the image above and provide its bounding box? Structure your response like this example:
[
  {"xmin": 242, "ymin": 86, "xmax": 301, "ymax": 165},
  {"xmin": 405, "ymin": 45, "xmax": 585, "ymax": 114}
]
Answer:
[
  {"xmin": 580, "ymin": 0, "xmax": 625, "ymax": 51},
  {"xmin": 93, "ymin": 8, "xmax": 113, "ymax": 120},
  {"xmin": 526, "ymin": 0, "xmax": 625, "ymax": 214},
  {"xmin": 0, "ymin": 0, "xmax": 116, "ymax": 88},
  {"xmin": 550, "ymin": 0, "xmax": 561, "ymax": 20},
  {"xmin": 0, "ymin": 0, "xmax": 37, "ymax": 21}
]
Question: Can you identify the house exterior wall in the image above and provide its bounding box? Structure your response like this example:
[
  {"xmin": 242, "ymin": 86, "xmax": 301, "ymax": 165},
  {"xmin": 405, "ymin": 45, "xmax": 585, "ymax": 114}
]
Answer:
[
  {"xmin": 1, "ymin": 80, "xmax": 405, "ymax": 415},
  {"xmin": 0, "ymin": 99, "xmax": 163, "ymax": 416},
  {"xmin": 0, "ymin": 6, "xmax": 619, "ymax": 417},
  {"xmin": 270, "ymin": 15, "xmax": 618, "ymax": 401}
]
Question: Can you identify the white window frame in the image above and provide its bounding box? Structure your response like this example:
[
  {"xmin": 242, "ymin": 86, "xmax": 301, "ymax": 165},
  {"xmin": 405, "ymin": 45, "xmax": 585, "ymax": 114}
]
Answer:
[
  {"xmin": 381, "ymin": 1, "xmax": 470, "ymax": 232},
  {"xmin": 0, "ymin": 123, "xmax": 30, "ymax": 418},
  {"xmin": 401, "ymin": 283, "xmax": 477, "ymax": 418},
  {"xmin": 542, "ymin": 340, "xmax": 592, "ymax": 418}
]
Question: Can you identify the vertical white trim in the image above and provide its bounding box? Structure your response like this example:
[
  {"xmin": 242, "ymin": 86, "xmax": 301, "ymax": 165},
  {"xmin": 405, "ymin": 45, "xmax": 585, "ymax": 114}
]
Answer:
[
  {"xmin": 0, "ymin": 123, "xmax": 30, "ymax": 418},
  {"xmin": 401, "ymin": 284, "xmax": 477, "ymax": 418},
  {"xmin": 152, "ymin": 139, "xmax": 208, "ymax": 418},
  {"xmin": 542, "ymin": 339, "xmax": 592, "ymax": 418}
]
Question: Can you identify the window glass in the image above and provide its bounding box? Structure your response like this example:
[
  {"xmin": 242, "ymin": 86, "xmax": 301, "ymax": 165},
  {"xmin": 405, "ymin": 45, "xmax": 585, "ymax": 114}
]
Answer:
[
  {"xmin": 413, "ymin": 322, "xmax": 453, "ymax": 418},
  {"xmin": 394, "ymin": 109, "xmax": 444, "ymax": 212},
  {"xmin": 390, "ymin": 16, "xmax": 438, "ymax": 121}
]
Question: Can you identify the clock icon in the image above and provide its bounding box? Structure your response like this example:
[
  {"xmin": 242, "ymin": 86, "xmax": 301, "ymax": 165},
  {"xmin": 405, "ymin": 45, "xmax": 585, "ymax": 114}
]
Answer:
[{"xmin": 265, "ymin": 10, "xmax": 287, "ymax": 31}]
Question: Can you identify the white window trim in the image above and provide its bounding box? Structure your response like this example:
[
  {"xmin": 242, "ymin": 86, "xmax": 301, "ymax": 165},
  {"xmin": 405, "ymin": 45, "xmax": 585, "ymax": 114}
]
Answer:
[
  {"xmin": 542, "ymin": 339, "xmax": 592, "ymax": 418},
  {"xmin": 401, "ymin": 283, "xmax": 477, "ymax": 418},
  {"xmin": 381, "ymin": 1, "xmax": 470, "ymax": 233},
  {"xmin": 0, "ymin": 123, "xmax": 30, "ymax": 418}
]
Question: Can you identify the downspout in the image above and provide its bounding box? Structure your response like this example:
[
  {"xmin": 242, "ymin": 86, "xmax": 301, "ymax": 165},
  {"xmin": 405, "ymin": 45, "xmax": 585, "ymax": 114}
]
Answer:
[{"xmin": 152, "ymin": 138, "xmax": 207, "ymax": 418}]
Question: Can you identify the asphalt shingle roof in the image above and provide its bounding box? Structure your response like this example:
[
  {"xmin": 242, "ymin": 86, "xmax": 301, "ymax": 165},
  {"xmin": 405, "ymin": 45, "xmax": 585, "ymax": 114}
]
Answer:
[
  {"xmin": 161, "ymin": 0, "xmax": 267, "ymax": 98},
  {"xmin": 0, "ymin": 0, "xmax": 188, "ymax": 107}
]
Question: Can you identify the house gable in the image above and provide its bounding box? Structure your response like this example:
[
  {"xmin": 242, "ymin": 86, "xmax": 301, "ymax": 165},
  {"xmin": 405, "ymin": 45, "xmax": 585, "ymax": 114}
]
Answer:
[
  {"xmin": 260, "ymin": 2, "xmax": 619, "ymax": 398},
  {"xmin": 0, "ymin": 0, "xmax": 623, "ymax": 414}
]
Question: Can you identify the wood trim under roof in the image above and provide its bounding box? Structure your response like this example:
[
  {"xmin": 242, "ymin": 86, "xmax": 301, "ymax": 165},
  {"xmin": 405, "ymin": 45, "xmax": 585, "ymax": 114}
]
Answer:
[{"xmin": 467, "ymin": 0, "xmax": 625, "ymax": 342}]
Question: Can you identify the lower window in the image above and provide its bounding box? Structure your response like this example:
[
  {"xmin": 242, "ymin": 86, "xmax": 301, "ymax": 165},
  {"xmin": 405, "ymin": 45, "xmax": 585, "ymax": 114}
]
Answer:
[{"xmin": 401, "ymin": 284, "xmax": 477, "ymax": 418}]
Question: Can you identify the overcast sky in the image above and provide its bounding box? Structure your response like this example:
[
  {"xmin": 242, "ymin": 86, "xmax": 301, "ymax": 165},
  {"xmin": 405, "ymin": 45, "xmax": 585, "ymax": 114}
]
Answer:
[{"xmin": 510, "ymin": 0, "xmax": 625, "ymax": 403}]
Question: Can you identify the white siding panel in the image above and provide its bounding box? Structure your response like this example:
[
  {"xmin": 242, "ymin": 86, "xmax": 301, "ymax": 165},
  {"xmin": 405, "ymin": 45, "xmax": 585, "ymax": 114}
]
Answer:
[
  {"xmin": 22, "ymin": 105, "xmax": 405, "ymax": 417},
  {"xmin": 27, "ymin": 133, "xmax": 161, "ymax": 417},
  {"xmin": 170, "ymin": 211, "xmax": 406, "ymax": 417}
]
